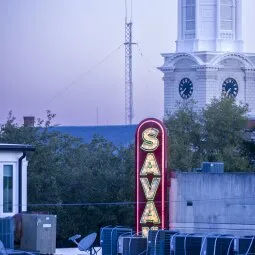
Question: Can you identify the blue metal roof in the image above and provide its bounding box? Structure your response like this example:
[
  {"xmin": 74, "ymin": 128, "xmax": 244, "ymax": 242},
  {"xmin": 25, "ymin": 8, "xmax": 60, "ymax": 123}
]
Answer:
[{"xmin": 51, "ymin": 125, "xmax": 137, "ymax": 146}]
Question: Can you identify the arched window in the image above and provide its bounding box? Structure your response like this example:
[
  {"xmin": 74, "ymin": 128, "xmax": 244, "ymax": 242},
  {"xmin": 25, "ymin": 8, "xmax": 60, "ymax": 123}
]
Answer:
[
  {"xmin": 220, "ymin": 0, "xmax": 233, "ymax": 30},
  {"xmin": 183, "ymin": 0, "xmax": 196, "ymax": 39}
]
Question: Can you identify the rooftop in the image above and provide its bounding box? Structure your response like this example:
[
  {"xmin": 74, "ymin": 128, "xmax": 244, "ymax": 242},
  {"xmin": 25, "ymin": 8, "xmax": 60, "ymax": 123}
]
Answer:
[
  {"xmin": 0, "ymin": 144, "xmax": 35, "ymax": 151},
  {"xmin": 51, "ymin": 125, "xmax": 137, "ymax": 146}
]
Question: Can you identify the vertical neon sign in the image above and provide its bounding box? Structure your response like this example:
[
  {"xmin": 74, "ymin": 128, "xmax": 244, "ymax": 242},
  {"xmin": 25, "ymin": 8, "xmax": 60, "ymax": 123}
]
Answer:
[{"xmin": 136, "ymin": 118, "xmax": 168, "ymax": 237}]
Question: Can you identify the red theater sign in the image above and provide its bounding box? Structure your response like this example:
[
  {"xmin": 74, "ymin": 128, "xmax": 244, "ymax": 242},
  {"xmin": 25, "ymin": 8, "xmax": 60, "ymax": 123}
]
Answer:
[{"xmin": 136, "ymin": 118, "xmax": 168, "ymax": 236}]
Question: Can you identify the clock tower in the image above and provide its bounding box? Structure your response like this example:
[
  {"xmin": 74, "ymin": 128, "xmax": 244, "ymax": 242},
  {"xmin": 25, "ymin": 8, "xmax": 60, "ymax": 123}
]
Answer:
[{"xmin": 159, "ymin": 0, "xmax": 255, "ymax": 117}]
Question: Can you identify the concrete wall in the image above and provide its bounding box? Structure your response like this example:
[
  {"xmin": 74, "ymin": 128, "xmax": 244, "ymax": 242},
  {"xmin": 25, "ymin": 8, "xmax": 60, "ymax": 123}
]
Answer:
[{"xmin": 169, "ymin": 172, "xmax": 255, "ymax": 236}]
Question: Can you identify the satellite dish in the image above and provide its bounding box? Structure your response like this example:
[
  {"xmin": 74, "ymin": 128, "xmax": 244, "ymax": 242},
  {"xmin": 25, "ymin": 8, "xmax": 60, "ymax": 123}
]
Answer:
[{"xmin": 78, "ymin": 232, "xmax": 97, "ymax": 251}]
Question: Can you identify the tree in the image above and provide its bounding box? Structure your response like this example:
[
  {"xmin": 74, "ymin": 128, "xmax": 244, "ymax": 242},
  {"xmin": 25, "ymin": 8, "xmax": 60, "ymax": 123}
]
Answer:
[
  {"xmin": 164, "ymin": 101, "xmax": 203, "ymax": 171},
  {"xmin": 164, "ymin": 98, "xmax": 252, "ymax": 172},
  {"xmin": 202, "ymin": 97, "xmax": 250, "ymax": 171},
  {"xmin": 0, "ymin": 112, "xmax": 135, "ymax": 247}
]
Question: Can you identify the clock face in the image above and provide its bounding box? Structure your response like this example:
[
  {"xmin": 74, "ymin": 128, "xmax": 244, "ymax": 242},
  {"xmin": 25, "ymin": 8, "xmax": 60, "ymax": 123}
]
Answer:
[
  {"xmin": 222, "ymin": 78, "xmax": 238, "ymax": 98},
  {"xmin": 179, "ymin": 78, "xmax": 193, "ymax": 99}
]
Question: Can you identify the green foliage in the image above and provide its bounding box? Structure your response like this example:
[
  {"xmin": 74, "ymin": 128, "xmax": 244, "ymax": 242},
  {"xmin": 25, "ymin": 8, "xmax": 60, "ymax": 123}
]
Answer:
[
  {"xmin": 164, "ymin": 98, "xmax": 252, "ymax": 172},
  {"xmin": 164, "ymin": 101, "xmax": 203, "ymax": 171},
  {"xmin": 0, "ymin": 111, "xmax": 135, "ymax": 247},
  {"xmin": 1, "ymin": 96, "xmax": 253, "ymax": 247},
  {"xmin": 202, "ymin": 98, "xmax": 250, "ymax": 171}
]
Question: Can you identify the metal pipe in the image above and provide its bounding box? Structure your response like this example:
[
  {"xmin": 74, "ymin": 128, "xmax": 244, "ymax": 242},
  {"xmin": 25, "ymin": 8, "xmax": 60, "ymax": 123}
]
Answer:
[{"xmin": 18, "ymin": 152, "xmax": 26, "ymax": 213}]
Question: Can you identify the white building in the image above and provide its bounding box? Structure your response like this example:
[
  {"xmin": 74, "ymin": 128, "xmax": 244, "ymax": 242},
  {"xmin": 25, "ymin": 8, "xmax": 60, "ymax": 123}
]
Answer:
[
  {"xmin": 159, "ymin": 0, "xmax": 255, "ymax": 116},
  {"xmin": 0, "ymin": 144, "xmax": 34, "ymax": 217}
]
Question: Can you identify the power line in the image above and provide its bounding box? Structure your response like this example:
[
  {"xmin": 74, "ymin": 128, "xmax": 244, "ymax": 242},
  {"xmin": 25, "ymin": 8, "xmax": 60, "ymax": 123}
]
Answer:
[
  {"xmin": 171, "ymin": 226, "xmax": 255, "ymax": 231},
  {"xmin": 173, "ymin": 222, "xmax": 255, "ymax": 226},
  {"xmin": 46, "ymin": 44, "xmax": 123, "ymax": 106},
  {"xmin": 135, "ymin": 44, "xmax": 155, "ymax": 74},
  {"xmin": 10, "ymin": 196, "xmax": 255, "ymax": 208}
]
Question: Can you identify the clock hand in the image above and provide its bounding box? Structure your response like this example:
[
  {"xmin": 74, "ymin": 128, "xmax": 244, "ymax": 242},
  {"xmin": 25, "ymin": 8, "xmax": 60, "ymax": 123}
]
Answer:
[
  {"xmin": 226, "ymin": 88, "xmax": 231, "ymax": 96},
  {"xmin": 181, "ymin": 88, "xmax": 187, "ymax": 96}
]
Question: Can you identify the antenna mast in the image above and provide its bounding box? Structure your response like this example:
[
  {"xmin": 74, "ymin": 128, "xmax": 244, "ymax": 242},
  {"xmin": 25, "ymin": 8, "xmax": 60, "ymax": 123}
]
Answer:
[{"xmin": 125, "ymin": 0, "xmax": 135, "ymax": 125}]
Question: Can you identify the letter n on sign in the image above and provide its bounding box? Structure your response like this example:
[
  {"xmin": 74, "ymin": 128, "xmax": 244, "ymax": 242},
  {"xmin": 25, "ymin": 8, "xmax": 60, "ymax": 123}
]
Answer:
[{"xmin": 135, "ymin": 118, "xmax": 168, "ymax": 237}]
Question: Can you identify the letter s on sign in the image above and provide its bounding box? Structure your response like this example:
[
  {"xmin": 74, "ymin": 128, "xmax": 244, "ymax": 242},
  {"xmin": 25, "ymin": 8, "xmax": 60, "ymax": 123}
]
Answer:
[{"xmin": 141, "ymin": 128, "xmax": 159, "ymax": 152}]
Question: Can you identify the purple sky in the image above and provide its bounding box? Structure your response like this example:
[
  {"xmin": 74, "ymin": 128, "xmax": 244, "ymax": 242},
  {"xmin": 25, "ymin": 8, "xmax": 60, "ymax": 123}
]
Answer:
[{"xmin": 1, "ymin": 0, "xmax": 255, "ymax": 126}]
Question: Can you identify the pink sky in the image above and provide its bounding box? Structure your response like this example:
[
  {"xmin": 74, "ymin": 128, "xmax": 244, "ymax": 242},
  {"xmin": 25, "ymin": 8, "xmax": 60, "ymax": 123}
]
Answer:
[{"xmin": 1, "ymin": 0, "xmax": 255, "ymax": 126}]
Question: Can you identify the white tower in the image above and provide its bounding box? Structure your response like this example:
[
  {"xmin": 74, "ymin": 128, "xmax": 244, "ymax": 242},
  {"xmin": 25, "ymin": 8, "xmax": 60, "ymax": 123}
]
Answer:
[
  {"xmin": 176, "ymin": 0, "xmax": 243, "ymax": 53},
  {"xmin": 159, "ymin": 0, "xmax": 255, "ymax": 117}
]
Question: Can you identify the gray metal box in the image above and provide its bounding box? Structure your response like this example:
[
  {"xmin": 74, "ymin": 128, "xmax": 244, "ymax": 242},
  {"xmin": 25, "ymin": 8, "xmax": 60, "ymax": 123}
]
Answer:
[{"xmin": 20, "ymin": 214, "xmax": 57, "ymax": 254}]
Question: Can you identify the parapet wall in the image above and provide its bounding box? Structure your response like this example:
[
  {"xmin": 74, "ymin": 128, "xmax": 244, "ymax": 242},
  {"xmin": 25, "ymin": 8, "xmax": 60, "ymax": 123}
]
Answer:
[{"xmin": 169, "ymin": 172, "xmax": 255, "ymax": 236}]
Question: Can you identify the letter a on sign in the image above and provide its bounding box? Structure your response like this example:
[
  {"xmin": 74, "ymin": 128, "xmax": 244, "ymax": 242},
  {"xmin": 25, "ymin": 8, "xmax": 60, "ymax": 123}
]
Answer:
[
  {"xmin": 140, "ymin": 201, "xmax": 160, "ymax": 224},
  {"xmin": 140, "ymin": 153, "xmax": 160, "ymax": 176}
]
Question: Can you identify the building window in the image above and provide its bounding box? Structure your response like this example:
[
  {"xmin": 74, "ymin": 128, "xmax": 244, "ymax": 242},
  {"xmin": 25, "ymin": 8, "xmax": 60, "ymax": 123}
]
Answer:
[
  {"xmin": 185, "ymin": 0, "xmax": 195, "ymax": 31},
  {"xmin": 183, "ymin": 0, "xmax": 195, "ymax": 39},
  {"xmin": 3, "ymin": 165, "xmax": 13, "ymax": 213},
  {"xmin": 220, "ymin": 0, "xmax": 233, "ymax": 31}
]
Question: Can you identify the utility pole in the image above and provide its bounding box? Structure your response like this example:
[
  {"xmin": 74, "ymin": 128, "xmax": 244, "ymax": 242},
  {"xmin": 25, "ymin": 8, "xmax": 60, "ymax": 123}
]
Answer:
[{"xmin": 125, "ymin": 0, "xmax": 135, "ymax": 125}]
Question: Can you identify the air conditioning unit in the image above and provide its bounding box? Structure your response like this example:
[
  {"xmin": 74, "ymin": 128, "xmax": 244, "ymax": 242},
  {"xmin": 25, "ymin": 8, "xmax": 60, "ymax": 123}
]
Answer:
[
  {"xmin": 100, "ymin": 226, "xmax": 133, "ymax": 255},
  {"xmin": 238, "ymin": 235, "xmax": 255, "ymax": 254},
  {"xmin": 118, "ymin": 232, "xmax": 134, "ymax": 254},
  {"xmin": 121, "ymin": 236, "xmax": 147, "ymax": 255},
  {"xmin": 0, "ymin": 217, "xmax": 14, "ymax": 249},
  {"xmin": 206, "ymin": 234, "xmax": 236, "ymax": 255},
  {"xmin": 20, "ymin": 214, "xmax": 56, "ymax": 254},
  {"xmin": 147, "ymin": 230, "xmax": 179, "ymax": 255},
  {"xmin": 201, "ymin": 162, "xmax": 224, "ymax": 173},
  {"xmin": 173, "ymin": 233, "xmax": 205, "ymax": 255}
]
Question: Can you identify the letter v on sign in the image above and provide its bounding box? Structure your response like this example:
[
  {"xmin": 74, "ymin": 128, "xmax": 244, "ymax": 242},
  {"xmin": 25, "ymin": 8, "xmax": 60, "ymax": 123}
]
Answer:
[{"xmin": 140, "ymin": 178, "xmax": 160, "ymax": 200}]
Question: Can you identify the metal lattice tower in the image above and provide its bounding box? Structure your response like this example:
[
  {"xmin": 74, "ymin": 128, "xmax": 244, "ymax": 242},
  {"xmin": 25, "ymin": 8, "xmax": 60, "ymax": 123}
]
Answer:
[{"xmin": 124, "ymin": 0, "xmax": 135, "ymax": 125}]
